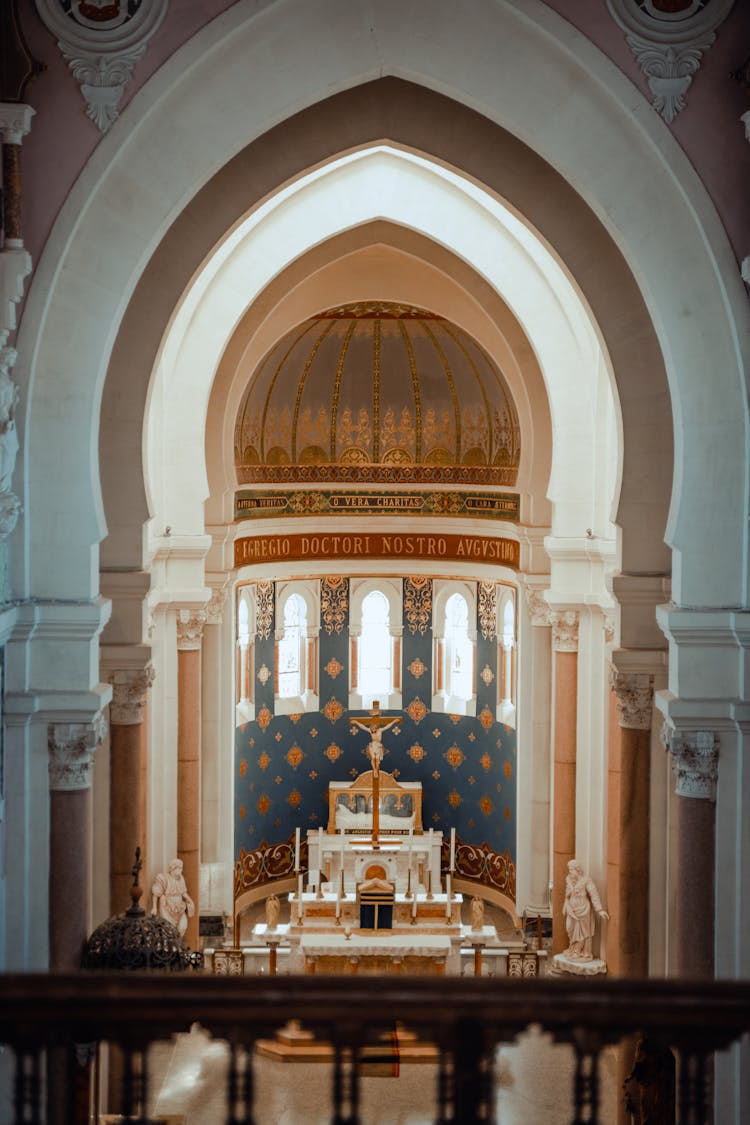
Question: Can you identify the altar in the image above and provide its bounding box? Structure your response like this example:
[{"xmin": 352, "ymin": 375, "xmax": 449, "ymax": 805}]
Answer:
[{"xmin": 251, "ymin": 768, "xmax": 504, "ymax": 974}]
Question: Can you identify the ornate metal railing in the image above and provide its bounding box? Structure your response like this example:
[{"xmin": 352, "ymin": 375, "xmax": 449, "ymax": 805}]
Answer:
[{"xmin": 0, "ymin": 973, "xmax": 748, "ymax": 1124}]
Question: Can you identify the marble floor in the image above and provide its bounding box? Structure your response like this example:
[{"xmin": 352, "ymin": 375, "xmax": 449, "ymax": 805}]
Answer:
[{"xmin": 140, "ymin": 1024, "xmax": 618, "ymax": 1124}]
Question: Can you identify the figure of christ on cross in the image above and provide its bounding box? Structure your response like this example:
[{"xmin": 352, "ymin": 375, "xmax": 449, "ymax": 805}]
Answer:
[{"xmin": 350, "ymin": 701, "xmax": 401, "ymax": 848}]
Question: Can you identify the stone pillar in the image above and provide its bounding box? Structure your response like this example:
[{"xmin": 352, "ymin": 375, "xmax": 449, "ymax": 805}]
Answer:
[
  {"xmin": 0, "ymin": 103, "xmax": 34, "ymax": 248},
  {"xmin": 610, "ymin": 670, "xmax": 653, "ymax": 978},
  {"xmin": 202, "ymin": 586, "xmax": 228, "ymax": 873},
  {"xmin": 521, "ymin": 585, "xmax": 553, "ymax": 913},
  {"xmin": 667, "ymin": 730, "xmax": 719, "ymax": 979},
  {"xmin": 108, "ymin": 666, "xmax": 154, "ymax": 915},
  {"xmin": 176, "ymin": 609, "xmax": 206, "ymax": 950},
  {"xmin": 550, "ymin": 610, "xmax": 579, "ymax": 953},
  {"xmin": 48, "ymin": 716, "xmax": 107, "ymax": 968}
]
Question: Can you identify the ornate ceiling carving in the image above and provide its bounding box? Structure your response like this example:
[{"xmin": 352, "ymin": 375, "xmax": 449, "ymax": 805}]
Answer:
[
  {"xmin": 34, "ymin": 0, "xmax": 169, "ymax": 132},
  {"xmin": 606, "ymin": 0, "xmax": 735, "ymax": 123}
]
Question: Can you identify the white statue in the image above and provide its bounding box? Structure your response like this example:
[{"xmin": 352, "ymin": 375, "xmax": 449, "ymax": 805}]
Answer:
[
  {"xmin": 470, "ymin": 896, "xmax": 485, "ymax": 932},
  {"xmin": 562, "ymin": 859, "xmax": 609, "ymax": 961},
  {"xmin": 265, "ymin": 893, "xmax": 280, "ymax": 931},
  {"xmin": 151, "ymin": 858, "xmax": 195, "ymax": 937}
]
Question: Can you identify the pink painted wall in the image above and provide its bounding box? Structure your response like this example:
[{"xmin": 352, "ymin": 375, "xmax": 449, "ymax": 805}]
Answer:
[{"xmin": 14, "ymin": 0, "xmax": 750, "ymax": 306}]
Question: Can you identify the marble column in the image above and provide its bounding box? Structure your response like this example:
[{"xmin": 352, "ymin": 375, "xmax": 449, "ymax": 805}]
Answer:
[
  {"xmin": 108, "ymin": 666, "xmax": 154, "ymax": 915},
  {"xmin": 176, "ymin": 609, "xmax": 206, "ymax": 950},
  {"xmin": 48, "ymin": 716, "xmax": 107, "ymax": 968},
  {"xmin": 521, "ymin": 585, "xmax": 553, "ymax": 913},
  {"xmin": 610, "ymin": 670, "xmax": 653, "ymax": 978},
  {"xmin": 550, "ymin": 610, "xmax": 579, "ymax": 953},
  {"xmin": 0, "ymin": 103, "xmax": 34, "ymax": 247},
  {"xmin": 202, "ymin": 585, "xmax": 228, "ymax": 880},
  {"xmin": 668, "ymin": 730, "xmax": 719, "ymax": 979}
]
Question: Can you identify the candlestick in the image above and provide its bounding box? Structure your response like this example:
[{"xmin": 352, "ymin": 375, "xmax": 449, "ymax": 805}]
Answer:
[
  {"xmin": 411, "ymin": 888, "xmax": 418, "ymax": 920},
  {"xmin": 294, "ymin": 827, "xmax": 301, "ymax": 872},
  {"xmin": 446, "ymin": 874, "xmax": 452, "ymax": 919},
  {"xmin": 340, "ymin": 867, "xmax": 345, "ymax": 897},
  {"xmin": 406, "ymin": 867, "xmax": 412, "ymax": 899},
  {"xmin": 426, "ymin": 868, "xmax": 433, "ymax": 901},
  {"xmin": 450, "ymin": 827, "xmax": 456, "ymax": 871}
]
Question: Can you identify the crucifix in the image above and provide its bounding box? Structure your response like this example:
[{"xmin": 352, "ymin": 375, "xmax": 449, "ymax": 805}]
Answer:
[{"xmin": 350, "ymin": 700, "xmax": 401, "ymax": 849}]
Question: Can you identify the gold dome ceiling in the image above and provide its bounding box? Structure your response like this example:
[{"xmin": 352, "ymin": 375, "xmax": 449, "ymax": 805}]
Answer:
[{"xmin": 234, "ymin": 302, "xmax": 520, "ymax": 486}]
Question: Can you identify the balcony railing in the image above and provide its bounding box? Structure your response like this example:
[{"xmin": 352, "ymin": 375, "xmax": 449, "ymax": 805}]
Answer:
[{"xmin": 0, "ymin": 972, "xmax": 748, "ymax": 1124}]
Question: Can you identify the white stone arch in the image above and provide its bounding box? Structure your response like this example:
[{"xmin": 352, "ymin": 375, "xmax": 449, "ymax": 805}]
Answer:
[
  {"xmin": 349, "ymin": 577, "xmax": 403, "ymax": 712},
  {"xmin": 14, "ymin": 0, "xmax": 748, "ymax": 612},
  {"xmin": 9, "ymin": 0, "xmax": 750, "ymax": 1039},
  {"xmin": 432, "ymin": 579, "xmax": 478, "ymax": 717},
  {"xmin": 150, "ymin": 147, "xmax": 605, "ymax": 554}
]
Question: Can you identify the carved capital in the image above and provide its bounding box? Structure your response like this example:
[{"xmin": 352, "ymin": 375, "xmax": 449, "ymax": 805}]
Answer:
[
  {"xmin": 176, "ymin": 608, "xmax": 206, "ymax": 651},
  {"xmin": 205, "ymin": 581, "xmax": 229, "ymax": 626},
  {"xmin": 551, "ymin": 609, "xmax": 579, "ymax": 653},
  {"xmin": 48, "ymin": 715, "xmax": 107, "ymax": 791},
  {"xmin": 668, "ymin": 729, "xmax": 719, "ymax": 801},
  {"xmin": 524, "ymin": 586, "xmax": 551, "ymax": 628},
  {"xmin": 109, "ymin": 664, "xmax": 155, "ymax": 725},
  {"xmin": 34, "ymin": 0, "xmax": 169, "ymax": 133},
  {"xmin": 607, "ymin": 0, "xmax": 734, "ymax": 124},
  {"xmin": 609, "ymin": 668, "xmax": 653, "ymax": 730},
  {"xmin": 0, "ymin": 103, "xmax": 35, "ymax": 145}
]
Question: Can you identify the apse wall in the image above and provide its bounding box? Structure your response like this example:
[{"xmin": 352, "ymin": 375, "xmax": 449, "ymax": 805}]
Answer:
[{"xmin": 234, "ymin": 577, "xmax": 517, "ymax": 904}]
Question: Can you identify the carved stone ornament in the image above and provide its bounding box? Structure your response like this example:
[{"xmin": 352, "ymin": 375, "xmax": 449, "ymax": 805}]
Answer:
[
  {"xmin": 109, "ymin": 664, "xmax": 155, "ymax": 725},
  {"xmin": 205, "ymin": 581, "xmax": 229, "ymax": 625},
  {"xmin": 176, "ymin": 608, "xmax": 206, "ymax": 651},
  {"xmin": 551, "ymin": 609, "xmax": 579, "ymax": 653},
  {"xmin": 606, "ymin": 0, "xmax": 735, "ymax": 124},
  {"xmin": 256, "ymin": 580, "xmax": 274, "ymax": 640},
  {"xmin": 609, "ymin": 667, "xmax": 654, "ymax": 730},
  {"xmin": 34, "ymin": 0, "xmax": 169, "ymax": 133},
  {"xmin": 48, "ymin": 714, "xmax": 107, "ymax": 791},
  {"xmin": 478, "ymin": 581, "xmax": 497, "ymax": 641},
  {"xmin": 0, "ymin": 102, "xmax": 35, "ymax": 146},
  {"xmin": 668, "ymin": 729, "xmax": 719, "ymax": 800},
  {"xmin": 524, "ymin": 585, "xmax": 551, "ymax": 628}
]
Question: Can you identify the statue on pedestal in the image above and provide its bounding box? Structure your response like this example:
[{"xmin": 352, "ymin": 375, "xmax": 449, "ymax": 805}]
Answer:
[
  {"xmin": 562, "ymin": 859, "xmax": 608, "ymax": 961},
  {"xmin": 470, "ymin": 896, "xmax": 485, "ymax": 932},
  {"xmin": 151, "ymin": 858, "xmax": 195, "ymax": 937},
  {"xmin": 265, "ymin": 893, "xmax": 280, "ymax": 931}
]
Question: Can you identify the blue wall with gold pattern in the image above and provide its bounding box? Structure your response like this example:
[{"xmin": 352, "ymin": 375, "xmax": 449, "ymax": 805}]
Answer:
[{"xmin": 234, "ymin": 578, "xmax": 516, "ymax": 895}]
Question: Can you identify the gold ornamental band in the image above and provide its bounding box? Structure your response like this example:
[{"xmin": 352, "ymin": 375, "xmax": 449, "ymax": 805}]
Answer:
[{"xmin": 235, "ymin": 532, "xmax": 520, "ymax": 569}]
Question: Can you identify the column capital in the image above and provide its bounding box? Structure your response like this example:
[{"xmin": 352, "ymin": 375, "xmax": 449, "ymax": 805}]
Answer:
[
  {"xmin": 176, "ymin": 608, "xmax": 206, "ymax": 651},
  {"xmin": 109, "ymin": 664, "xmax": 155, "ymax": 725},
  {"xmin": 521, "ymin": 580, "xmax": 551, "ymax": 627},
  {"xmin": 205, "ymin": 579, "xmax": 230, "ymax": 625},
  {"xmin": 0, "ymin": 103, "xmax": 35, "ymax": 145},
  {"xmin": 666, "ymin": 729, "xmax": 719, "ymax": 801},
  {"xmin": 550, "ymin": 609, "xmax": 579, "ymax": 652},
  {"xmin": 609, "ymin": 668, "xmax": 654, "ymax": 730},
  {"xmin": 48, "ymin": 714, "xmax": 107, "ymax": 791}
]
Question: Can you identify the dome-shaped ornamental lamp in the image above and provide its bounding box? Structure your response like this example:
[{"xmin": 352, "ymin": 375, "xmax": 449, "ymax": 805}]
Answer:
[{"xmin": 81, "ymin": 849, "xmax": 202, "ymax": 971}]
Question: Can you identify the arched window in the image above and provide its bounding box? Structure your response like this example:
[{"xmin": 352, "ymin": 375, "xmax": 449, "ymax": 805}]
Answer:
[
  {"xmin": 359, "ymin": 590, "xmax": 392, "ymax": 707},
  {"xmin": 349, "ymin": 578, "xmax": 402, "ymax": 712},
  {"xmin": 445, "ymin": 592, "xmax": 473, "ymax": 706},
  {"xmin": 274, "ymin": 581, "xmax": 319, "ymax": 715},
  {"xmin": 432, "ymin": 580, "xmax": 476, "ymax": 716},
  {"xmin": 278, "ymin": 593, "xmax": 305, "ymax": 699},
  {"xmin": 235, "ymin": 587, "xmax": 255, "ymax": 724},
  {"xmin": 497, "ymin": 591, "xmax": 516, "ymax": 726}
]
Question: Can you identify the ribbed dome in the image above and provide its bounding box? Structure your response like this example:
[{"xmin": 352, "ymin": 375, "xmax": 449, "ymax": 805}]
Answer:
[{"xmin": 235, "ymin": 302, "xmax": 520, "ymax": 486}]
